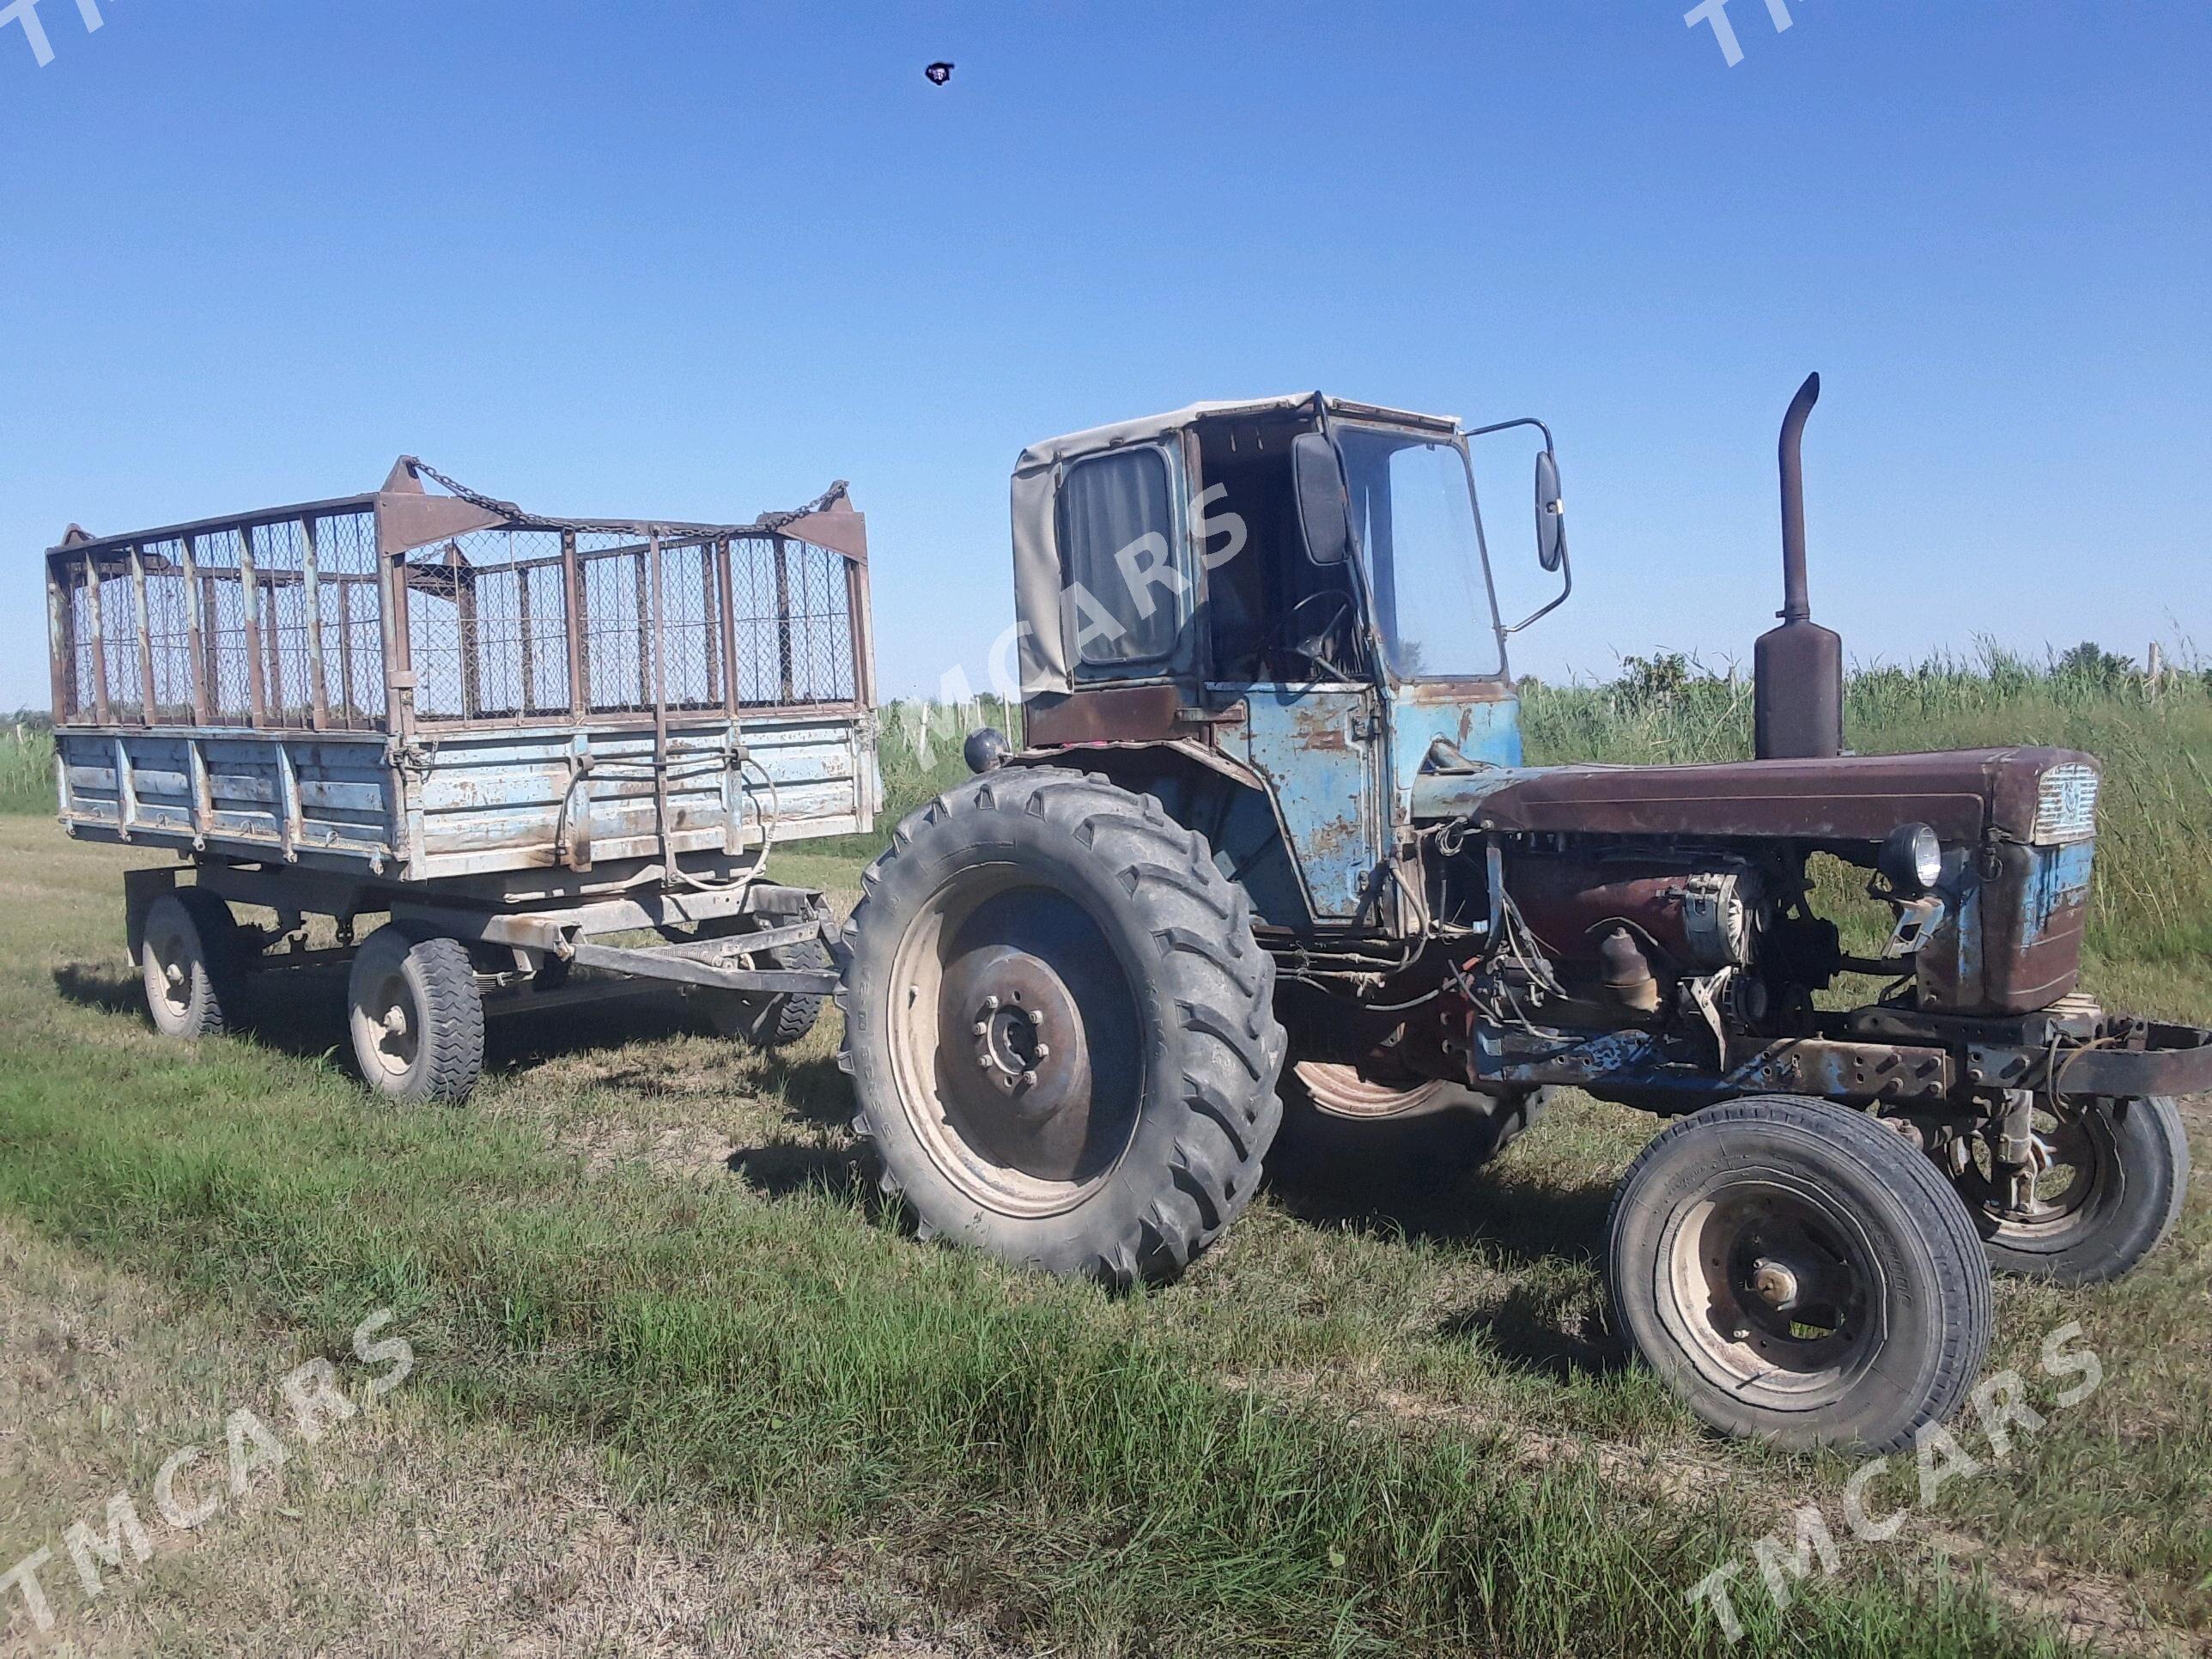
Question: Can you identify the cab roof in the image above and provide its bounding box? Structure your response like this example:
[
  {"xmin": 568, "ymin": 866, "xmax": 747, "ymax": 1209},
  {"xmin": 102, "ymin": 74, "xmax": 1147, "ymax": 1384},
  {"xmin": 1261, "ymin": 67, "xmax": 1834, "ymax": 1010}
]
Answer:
[{"xmin": 1016, "ymin": 392, "xmax": 1461, "ymax": 470}]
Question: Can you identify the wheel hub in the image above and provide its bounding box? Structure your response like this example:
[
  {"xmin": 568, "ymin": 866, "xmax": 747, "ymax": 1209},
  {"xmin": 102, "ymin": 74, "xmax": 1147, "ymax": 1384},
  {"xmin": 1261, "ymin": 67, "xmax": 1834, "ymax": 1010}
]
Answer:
[
  {"xmin": 936, "ymin": 944, "xmax": 1097, "ymax": 1178},
  {"xmin": 1747, "ymin": 1257, "xmax": 1802, "ymax": 1313}
]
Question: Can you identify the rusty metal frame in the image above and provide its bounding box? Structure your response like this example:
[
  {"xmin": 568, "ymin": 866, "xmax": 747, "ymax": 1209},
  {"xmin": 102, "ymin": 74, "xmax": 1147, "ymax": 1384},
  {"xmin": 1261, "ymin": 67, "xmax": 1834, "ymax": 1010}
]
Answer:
[{"xmin": 45, "ymin": 461, "xmax": 872, "ymax": 741}]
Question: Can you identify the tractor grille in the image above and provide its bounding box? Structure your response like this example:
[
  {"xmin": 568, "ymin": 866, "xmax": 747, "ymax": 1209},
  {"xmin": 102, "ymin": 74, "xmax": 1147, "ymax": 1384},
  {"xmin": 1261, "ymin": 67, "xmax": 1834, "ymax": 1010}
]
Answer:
[{"xmin": 2032, "ymin": 763, "xmax": 2099, "ymax": 844}]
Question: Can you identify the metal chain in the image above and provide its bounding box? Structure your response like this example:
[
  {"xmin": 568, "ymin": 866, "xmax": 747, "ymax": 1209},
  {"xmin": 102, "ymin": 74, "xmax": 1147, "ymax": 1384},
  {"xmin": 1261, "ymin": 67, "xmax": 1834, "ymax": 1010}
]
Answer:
[{"xmin": 394, "ymin": 458, "xmax": 850, "ymax": 540}]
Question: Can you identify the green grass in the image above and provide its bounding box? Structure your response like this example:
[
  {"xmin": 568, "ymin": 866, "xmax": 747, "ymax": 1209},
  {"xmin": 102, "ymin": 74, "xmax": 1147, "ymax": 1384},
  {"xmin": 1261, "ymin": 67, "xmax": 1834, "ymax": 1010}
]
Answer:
[
  {"xmin": 0, "ymin": 823, "xmax": 2121, "ymax": 1657},
  {"xmin": 0, "ymin": 655, "xmax": 2204, "ymax": 1651}
]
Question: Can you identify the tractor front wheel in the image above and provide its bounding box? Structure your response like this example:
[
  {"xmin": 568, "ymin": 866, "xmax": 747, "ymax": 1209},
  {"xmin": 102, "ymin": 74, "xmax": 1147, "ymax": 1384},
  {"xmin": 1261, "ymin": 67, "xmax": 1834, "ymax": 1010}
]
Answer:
[
  {"xmin": 1607, "ymin": 1095, "xmax": 1992, "ymax": 1454},
  {"xmin": 1947, "ymin": 1095, "xmax": 2190, "ymax": 1285},
  {"xmin": 838, "ymin": 767, "xmax": 1285, "ymax": 1286}
]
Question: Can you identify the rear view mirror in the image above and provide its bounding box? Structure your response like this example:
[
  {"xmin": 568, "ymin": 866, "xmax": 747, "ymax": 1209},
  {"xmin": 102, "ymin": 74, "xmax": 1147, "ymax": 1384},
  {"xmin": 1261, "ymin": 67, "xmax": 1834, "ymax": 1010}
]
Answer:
[
  {"xmin": 1534, "ymin": 450, "xmax": 1566, "ymax": 573},
  {"xmin": 1291, "ymin": 432, "xmax": 1354, "ymax": 566}
]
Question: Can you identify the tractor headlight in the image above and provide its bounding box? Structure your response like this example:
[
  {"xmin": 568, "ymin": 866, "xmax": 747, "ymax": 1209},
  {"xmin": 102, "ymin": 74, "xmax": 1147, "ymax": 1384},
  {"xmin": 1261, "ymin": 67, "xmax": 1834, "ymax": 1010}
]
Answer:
[{"xmin": 1879, "ymin": 822, "xmax": 1943, "ymax": 895}]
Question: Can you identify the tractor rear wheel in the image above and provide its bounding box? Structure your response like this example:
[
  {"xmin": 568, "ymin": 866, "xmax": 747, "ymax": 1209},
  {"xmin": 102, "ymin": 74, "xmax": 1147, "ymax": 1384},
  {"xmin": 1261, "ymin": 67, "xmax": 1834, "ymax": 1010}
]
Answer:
[
  {"xmin": 838, "ymin": 767, "xmax": 1285, "ymax": 1286},
  {"xmin": 1270, "ymin": 1061, "xmax": 1545, "ymax": 1197}
]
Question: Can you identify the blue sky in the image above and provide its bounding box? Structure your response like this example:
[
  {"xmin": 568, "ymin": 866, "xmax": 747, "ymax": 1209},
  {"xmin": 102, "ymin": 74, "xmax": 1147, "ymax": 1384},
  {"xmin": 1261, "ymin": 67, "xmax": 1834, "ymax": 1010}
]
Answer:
[{"xmin": 3, "ymin": 2, "xmax": 2205, "ymax": 709}]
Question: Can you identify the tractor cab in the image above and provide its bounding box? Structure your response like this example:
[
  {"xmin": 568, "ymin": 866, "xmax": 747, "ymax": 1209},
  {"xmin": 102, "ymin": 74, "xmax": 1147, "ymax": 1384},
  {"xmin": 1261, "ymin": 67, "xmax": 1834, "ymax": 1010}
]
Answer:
[{"xmin": 1010, "ymin": 392, "xmax": 1568, "ymax": 924}]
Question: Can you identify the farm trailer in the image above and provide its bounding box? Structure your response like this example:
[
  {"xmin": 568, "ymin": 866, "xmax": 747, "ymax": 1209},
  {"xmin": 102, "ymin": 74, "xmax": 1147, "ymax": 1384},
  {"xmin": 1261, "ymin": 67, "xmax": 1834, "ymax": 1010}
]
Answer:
[{"xmin": 45, "ymin": 458, "xmax": 880, "ymax": 1100}]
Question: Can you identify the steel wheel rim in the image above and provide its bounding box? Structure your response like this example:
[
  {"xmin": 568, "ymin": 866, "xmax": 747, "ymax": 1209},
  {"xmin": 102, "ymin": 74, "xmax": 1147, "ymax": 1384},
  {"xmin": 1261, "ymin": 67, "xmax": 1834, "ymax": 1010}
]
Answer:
[
  {"xmin": 884, "ymin": 864, "xmax": 1144, "ymax": 1219},
  {"xmin": 1292, "ymin": 1060, "xmax": 1455, "ymax": 1121},
  {"xmin": 1956, "ymin": 1108, "xmax": 2109, "ymax": 1241},
  {"xmin": 355, "ymin": 969, "xmax": 421, "ymax": 1080},
  {"xmin": 143, "ymin": 919, "xmax": 199, "ymax": 1019},
  {"xmin": 1662, "ymin": 1177, "xmax": 1881, "ymax": 1407}
]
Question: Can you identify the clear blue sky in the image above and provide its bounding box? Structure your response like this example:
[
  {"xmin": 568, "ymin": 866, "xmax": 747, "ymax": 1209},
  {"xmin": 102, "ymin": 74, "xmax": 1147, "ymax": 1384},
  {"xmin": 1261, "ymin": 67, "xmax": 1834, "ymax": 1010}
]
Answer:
[{"xmin": 3, "ymin": 2, "xmax": 2205, "ymax": 710}]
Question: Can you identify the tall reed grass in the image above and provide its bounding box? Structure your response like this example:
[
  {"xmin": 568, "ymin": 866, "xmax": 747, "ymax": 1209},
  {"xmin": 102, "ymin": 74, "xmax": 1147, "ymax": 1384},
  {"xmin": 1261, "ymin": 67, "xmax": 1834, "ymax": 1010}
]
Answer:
[{"xmin": 0, "ymin": 725, "xmax": 52, "ymax": 816}]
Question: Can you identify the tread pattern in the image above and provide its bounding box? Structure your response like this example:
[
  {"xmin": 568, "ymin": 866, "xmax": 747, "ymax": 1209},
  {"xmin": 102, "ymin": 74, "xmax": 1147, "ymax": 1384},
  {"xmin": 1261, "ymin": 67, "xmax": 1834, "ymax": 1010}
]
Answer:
[
  {"xmin": 349, "ymin": 926, "xmax": 484, "ymax": 1103},
  {"xmin": 144, "ymin": 889, "xmax": 246, "ymax": 1039},
  {"xmin": 408, "ymin": 935, "xmax": 487, "ymax": 1103},
  {"xmin": 720, "ymin": 935, "xmax": 833, "ymax": 1048},
  {"xmin": 837, "ymin": 766, "xmax": 1286, "ymax": 1287}
]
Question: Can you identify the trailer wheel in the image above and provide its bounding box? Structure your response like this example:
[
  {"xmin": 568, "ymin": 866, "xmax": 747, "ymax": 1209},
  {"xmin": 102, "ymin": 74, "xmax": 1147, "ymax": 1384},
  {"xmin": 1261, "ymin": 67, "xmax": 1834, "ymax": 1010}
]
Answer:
[
  {"xmin": 1607, "ymin": 1095, "xmax": 1992, "ymax": 1454},
  {"xmin": 140, "ymin": 889, "xmax": 246, "ymax": 1040},
  {"xmin": 839, "ymin": 767, "xmax": 1286, "ymax": 1287},
  {"xmin": 699, "ymin": 923, "xmax": 833, "ymax": 1048},
  {"xmin": 1948, "ymin": 1096, "xmax": 2189, "ymax": 1285},
  {"xmin": 347, "ymin": 925, "xmax": 485, "ymax": 1103},
  {"xmin": 1270, "ymin": 1061, "xmax": 1545, "ymax": 1197}
]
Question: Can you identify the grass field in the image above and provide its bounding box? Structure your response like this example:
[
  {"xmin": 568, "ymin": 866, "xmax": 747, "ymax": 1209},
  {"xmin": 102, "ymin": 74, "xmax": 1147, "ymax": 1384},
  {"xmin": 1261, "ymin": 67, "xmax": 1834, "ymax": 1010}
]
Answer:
[{"xmin": 0, "ymin": 659, "xmax": 2206, "ymax": 1656}]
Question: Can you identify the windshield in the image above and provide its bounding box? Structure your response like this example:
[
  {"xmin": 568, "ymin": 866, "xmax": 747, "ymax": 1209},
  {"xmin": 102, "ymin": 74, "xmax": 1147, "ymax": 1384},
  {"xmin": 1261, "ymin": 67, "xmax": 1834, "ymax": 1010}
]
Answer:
[{"xmin": 1336, "ymin": 425, "xmax": 1503, "ymax": 679}]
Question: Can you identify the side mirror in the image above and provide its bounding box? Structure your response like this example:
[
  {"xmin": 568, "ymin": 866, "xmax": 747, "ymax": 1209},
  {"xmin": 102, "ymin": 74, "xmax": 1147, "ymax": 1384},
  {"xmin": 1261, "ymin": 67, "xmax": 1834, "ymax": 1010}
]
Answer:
[
  {"xmin": 1291, "ymin": 432, "xmax": 1354, "ymax": 566},
  {"xmin": 1534, "ymin": 450, "xmax": 1566, "ymax": 573}
]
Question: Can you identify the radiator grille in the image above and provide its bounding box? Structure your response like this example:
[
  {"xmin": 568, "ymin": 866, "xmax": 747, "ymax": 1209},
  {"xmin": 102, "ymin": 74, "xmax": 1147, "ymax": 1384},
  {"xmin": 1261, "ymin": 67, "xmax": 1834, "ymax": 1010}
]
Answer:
[{"xmin": 2032, "ymin": 763, "xmax": 2099, "ymax": 843}]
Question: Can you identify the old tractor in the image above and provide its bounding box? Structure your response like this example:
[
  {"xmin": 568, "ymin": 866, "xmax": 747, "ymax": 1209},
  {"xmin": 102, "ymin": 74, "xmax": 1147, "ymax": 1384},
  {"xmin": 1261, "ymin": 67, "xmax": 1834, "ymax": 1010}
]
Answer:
[{"xmin": 837, "ymin": 379, "xmax": 2207, "ymax": 1451}]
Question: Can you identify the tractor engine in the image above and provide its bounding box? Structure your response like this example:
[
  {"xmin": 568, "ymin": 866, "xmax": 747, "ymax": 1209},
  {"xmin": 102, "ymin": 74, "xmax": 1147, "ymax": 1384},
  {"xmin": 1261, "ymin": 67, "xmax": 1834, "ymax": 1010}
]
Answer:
[{"xmin": 1498, "ymin": 851, "xmax": 1795, "ymax": 1031}]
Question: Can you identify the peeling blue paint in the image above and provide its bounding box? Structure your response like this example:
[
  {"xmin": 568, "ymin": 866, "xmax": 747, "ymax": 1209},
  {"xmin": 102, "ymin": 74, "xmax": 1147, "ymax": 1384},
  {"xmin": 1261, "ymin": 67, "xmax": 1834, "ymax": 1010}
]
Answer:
[{"xmin": 2022, "ymin": 839, "xmax": 2096, "ymax": 945}]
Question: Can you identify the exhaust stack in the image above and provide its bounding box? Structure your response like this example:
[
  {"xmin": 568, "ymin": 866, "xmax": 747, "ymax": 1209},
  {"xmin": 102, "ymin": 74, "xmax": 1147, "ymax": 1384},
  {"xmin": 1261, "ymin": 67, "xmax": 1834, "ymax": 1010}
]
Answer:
[{"xmin": 1753, "ymin": 373, "xmax": 1844, "ymax": 760}]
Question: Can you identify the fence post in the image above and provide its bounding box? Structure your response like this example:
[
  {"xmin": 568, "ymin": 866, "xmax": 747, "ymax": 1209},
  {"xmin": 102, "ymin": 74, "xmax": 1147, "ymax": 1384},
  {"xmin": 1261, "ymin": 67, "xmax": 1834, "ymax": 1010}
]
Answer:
[
  {"xmin": 562, "ymin": 530, "xmax": 586, "ymax": 719},
  {"xmin": 772, "ymin": 534, "xmax": 794, "ymax": 703},
  {"xmin": 46, "ymin": 555, "xmax": 73, "ymax": 724},
  {"xmin": 83, "ymin": 555, "xmax": 111, "ymax": 726},
  {"xmin": 179, "ymin": 533, "xmax": 212, "ymax": 725},
  {"xmin": 715, "ymin": 538, "xmax": 740, "ymax": 715},
  {"xmin": 302, "ymin": 517, "xmax": 329, "ymax": 730},
  {"xmin": 129, "ymin": 545, "xmax": 156, "ymax": 724},
  {"xmin": 238, "ymin": 524, "xmax": 268, "ymax": 726},
  {"xmin": 518, "ymin": 562, "xmax": 538, "ymax": 715}
]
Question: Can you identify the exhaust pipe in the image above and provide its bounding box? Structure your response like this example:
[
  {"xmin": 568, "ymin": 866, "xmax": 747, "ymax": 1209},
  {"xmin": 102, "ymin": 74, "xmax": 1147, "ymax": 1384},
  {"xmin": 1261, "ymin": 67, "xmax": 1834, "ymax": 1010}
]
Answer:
[{"xmin": 1753, "ymin": 373, "xmax": 1844, "ymax": 760}]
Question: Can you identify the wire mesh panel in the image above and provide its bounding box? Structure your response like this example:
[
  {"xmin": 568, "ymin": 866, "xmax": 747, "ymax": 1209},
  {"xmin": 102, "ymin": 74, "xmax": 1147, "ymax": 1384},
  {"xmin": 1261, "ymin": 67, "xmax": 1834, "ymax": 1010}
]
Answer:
[
  {"xmin": 727, "ymin": 536, "xmax": 856, "ymax": 706},
  {"xmin": 48, "ymin": 472, "xmax": 866, "ymax": 734},
  {"xmin": 139, "ymin": 546, "xmax": 195, "ymax": 720}
]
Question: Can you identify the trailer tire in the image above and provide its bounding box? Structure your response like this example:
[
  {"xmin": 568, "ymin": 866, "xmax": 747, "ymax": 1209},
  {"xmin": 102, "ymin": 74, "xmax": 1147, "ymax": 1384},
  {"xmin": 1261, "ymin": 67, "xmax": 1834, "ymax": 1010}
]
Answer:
[
  {"xmin": 1270, "ymin": 1062, "xmax": 1545, "ymax": 1198},
  {"xmin": 702, "ymin": 934, "xmax": 833, "ymax": 1048},
  {"xmin": 141, "ymin": 889, "xmax": 246, "ymax": 1040},
  {"xmin": 347, "ymin": 925, "xmax": 485, "ymax": 1103},
  {"xmin": 1607, "ymin": 1095, "xmax": 1992, "ymax": 1455},
  {"xmin": 1950, "ymin": 1095, "xmax": 2190, "ymax": 1285},
  {"xmin": 838, "ymin": 767, "xmax": 1286, "ymax": 1287}
]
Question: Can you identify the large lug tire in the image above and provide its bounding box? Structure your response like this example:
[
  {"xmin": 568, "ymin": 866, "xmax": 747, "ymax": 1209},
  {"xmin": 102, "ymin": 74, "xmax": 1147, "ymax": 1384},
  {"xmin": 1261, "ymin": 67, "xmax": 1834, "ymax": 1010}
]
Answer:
[
  {"xmin": 1607, "ymin": 1095, "xmax": 1993, "ymax": 1455},
  {"xmin": 140, "ymin": 889, "xmax": 247, "ymax": 1040},
  {"xmin": 1271, "ymin": 1061, "xmax": 1546, "ymax": 1198},
  {"xmin": 346, "ymin": 925, "xmax": 485, "ymax": 1103},
  {"xmin": 1948, "ymin": 1096, "xmax": 2190, "ymax": 1285},
  {"xmin": 838, "ymin": 767, "xmax": 1287, "ymax": 1287}
]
